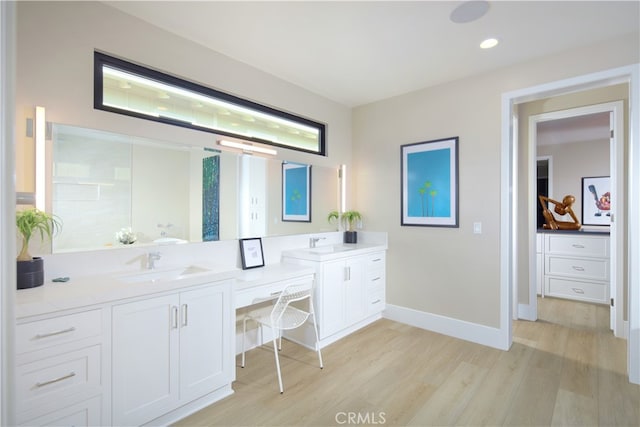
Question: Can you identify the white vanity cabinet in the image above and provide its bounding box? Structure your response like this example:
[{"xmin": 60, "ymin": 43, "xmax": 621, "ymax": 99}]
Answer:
[
  {"xmin": 15, "ymin": 308, "xmax": 107, "ymax": 426},
  {"xmin": 542, "ymin": 232, "xmax": 610, "ymax": 304},
  {"xmin": 320, "ymin": 256, "xmax": 365, "ymax": 337},
  {"xmin": 111, "ymin": 280, "xmax": 233, "ymax": 426},
  {"xmin": 282, "ymin": 245, "xmax": 386, "ymax": 348}
]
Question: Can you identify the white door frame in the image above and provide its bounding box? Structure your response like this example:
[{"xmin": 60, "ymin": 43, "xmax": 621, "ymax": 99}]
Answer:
[
  {"xmin": 500, "ymin": 64, "xmax": 640, "ymax": 384},
  {"xmin": 0, "ymin": 1, "xmax": 17, "ymax": 424},
  {"xmin": 525, "ymin": 102, "xmax": 624, "ymax": 338}
]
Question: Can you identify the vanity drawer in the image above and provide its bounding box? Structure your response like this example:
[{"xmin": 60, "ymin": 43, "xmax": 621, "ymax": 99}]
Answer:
[
  {"xmin": 546, "ymin": 277, "xmax": 608, "ymax": 304},
  {"xmin": 15, "ymin": 345, "xmax": 102, "ymax": 422},
  {"xmin": 364, "ymin": 253, "xmax": 385, "ymax": 271},
  {"xmin": 546, "ymin": 235, "xmax": 608, "ymax": 258},
  {"xmin": 366, "ymin": 269, "xmax": 385, "ymax": 288},
  {"xmin": 16, "ymin": 309, "xmax": 103, "ymax": 355},
  {"xmin": 19, "ymin": 395, "xmax": 102, "ymax": 427},
  {"xmin": 546, "ymin": 255, "xmax": 608, "ymax": 281},
  {"xmin": 366, "ymin": 288, "xmax": 385, "ymax": 315},
  {"xmin": 235, "ymin": 276, "xmax": 313, "ymax": 309}
]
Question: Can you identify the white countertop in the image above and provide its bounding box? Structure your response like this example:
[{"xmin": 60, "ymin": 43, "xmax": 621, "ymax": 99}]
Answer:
[
  {"xmin": 281, "ymin": 243, "xmax": 386, "ymax": 261},
  {"xmin": 15, "ymin": 262, "xmax": 315, "ymax": 320}
]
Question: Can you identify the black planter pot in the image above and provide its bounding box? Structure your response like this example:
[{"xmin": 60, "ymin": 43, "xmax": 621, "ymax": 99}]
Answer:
[
  {"xmin": 344, "ymin": 231, "xmax": 358, "ymax": 244},
  {"xmin": 17, "ymin": 257, "xmax": 44, "ymax": 289}
]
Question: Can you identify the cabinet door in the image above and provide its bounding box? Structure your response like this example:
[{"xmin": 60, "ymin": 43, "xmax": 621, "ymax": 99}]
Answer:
[
  {"xmin": 112, "ymin": 294, "xmax": 179, "ymax": 426},
  {"xmin": 344, "ymin": 257, "xmax": 365, "ymax": 325},
  {"xmin": 320, "ymin": 260, "xmax": 347, "ymax": 338},
  {"xmin": 179, "ymin": 284, "xmax": 232, "ymax": 401}
]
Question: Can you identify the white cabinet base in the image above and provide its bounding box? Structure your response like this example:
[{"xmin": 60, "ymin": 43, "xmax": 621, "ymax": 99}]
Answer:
[{"xmin": 141, "ymin": 386, "xmax": 234, "ymax": 427}]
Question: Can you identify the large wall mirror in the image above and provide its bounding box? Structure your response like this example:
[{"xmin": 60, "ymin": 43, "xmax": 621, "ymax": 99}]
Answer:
[{"xmin": 48, "ymin": 124, "xmax": 339, "ymax": 253}]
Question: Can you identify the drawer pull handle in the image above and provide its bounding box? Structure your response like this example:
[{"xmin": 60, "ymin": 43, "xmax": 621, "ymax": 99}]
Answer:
[
  {"xmin": 34, "ymin": 327, "xmax": 76, "ymax": 339},
  {"xmin": 571, "ymin": 288, "xmax": 585, "ymax": 294},
  {"xmin": 372, "ymin": 258, "xmax": 382, "ymax": 262},
  {"xmin": 372, "ymin": 277, "xmax": 381, "ymax": 281},
  {"xmin": 372, "ymin": 299, "xmax": 381, "ymax": 304},
  {"xmin": 572, "ymin": 244, "xmax": 585, "ymax": 249},
  {"xmin": 572, "ymin": 266, "xmax": 585, "ymax": 271},
  {"xmin": 35, "ymin": 371, "xmax": 76, "ymax": 388}
]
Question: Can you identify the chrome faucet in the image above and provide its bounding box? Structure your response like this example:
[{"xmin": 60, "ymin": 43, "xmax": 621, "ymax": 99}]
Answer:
[
  {"xmin": 309, "ymin": 237, "xmax": 326, "ymax": 248},
  {"xmin": 147, "ymin": 251, "xmax": 162, "ymax": 269}
]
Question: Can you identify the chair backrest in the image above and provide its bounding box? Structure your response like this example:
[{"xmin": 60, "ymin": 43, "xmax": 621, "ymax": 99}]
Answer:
[{"xmin": 270, "ymin": 283, "xmax": 313, "ymax": 329}]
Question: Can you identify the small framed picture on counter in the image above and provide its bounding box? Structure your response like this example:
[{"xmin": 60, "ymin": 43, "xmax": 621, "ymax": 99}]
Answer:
[{"xmin": 239, "ymin": 237, "xmax": 265, "ymax": 269}]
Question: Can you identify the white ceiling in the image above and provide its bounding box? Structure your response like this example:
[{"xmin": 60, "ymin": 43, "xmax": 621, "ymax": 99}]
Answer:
[{"xmin": 105, "ymin": 1, "xmax": 639, "ymax": 108}]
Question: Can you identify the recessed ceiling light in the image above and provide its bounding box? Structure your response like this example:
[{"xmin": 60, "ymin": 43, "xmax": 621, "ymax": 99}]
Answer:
[
  {"xmin": 480, "ymin": 38, "xmax": 499, "ymax": 49},
  {"xmin": 450, "ymin": 0, "xmax": 490, "ymax": 24}
]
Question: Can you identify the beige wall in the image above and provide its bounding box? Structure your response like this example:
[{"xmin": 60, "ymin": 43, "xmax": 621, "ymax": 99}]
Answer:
[
  {"xmin": 353, "ymin": 34, "xmax": 638, "ymax": 328},
  {"xmin": 15, "ymin": 1, "xmax": 351, "ymax": 191}
]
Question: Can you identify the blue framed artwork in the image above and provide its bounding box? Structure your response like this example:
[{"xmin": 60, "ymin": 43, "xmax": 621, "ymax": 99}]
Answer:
[
  {"xmin": 282, "ymin": 162, "xmax": 311, "ymax": 222},
  {"xmin": 202, "ymin": 154, "xmax": 220, "ymax": 241},
  {"xmin": 401, "ymin": 137, "xmax": 459, "ymax": 227}
]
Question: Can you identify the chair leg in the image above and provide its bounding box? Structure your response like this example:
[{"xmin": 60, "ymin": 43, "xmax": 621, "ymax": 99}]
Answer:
[
  {"xmin": 241, "ymin": 316, "xmax": 249, "ymax": 368},
  {"xmin": 272, "ymin": 337, "xmax": 284, "ymax": 393},
  {"xmin": 311, "ymin": 310, "xmax": 324, "ymax": 369}
]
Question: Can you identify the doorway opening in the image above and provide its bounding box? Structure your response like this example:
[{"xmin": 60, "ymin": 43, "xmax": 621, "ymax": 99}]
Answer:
[{"xmin": 500, "ymin": 64, "xmax": 640, "ymax": 384}]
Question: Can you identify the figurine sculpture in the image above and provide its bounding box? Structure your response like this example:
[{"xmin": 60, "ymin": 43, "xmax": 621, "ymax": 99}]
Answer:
[{"xmin": 538, "ymin": 194, "xmax": 581, "ymax": 230}]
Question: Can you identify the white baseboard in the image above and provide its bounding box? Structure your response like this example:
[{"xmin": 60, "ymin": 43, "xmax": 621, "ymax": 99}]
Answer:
[{"xmin": 383, "ymin": 304, "xmax": 508, "ymax": 350}]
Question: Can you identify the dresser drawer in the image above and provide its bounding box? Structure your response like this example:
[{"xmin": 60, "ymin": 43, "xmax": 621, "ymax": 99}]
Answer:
[
  {"xmin": 546, "ymin": 255, "xmax": 609, "ymax": 281},
  {"xmin": 16, "ymin": 309, "xmax": 103, "ymax": 355},
  {"xmin": 546, "ymin": 235, "xmax": 608, "ymax": 257},
  {"xmin": 546, "ymin": 277, "xmax": 608, "ymax": 304},
  {"xmin": 16, "ymin": 345, "xmax": 102, "ymax": 421}
]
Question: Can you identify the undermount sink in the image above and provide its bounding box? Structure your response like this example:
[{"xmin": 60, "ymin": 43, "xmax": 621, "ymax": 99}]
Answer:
[
  {"xmin": 116, "ymin": 265, "xmax": 211, "ymax": 283},
  {"xmin": 310, "ymin": 244, "xmax": 356, "ymax": 254}
]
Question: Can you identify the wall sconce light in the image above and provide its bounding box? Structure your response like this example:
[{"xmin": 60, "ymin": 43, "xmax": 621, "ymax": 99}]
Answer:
[
  {"xmin": 217, "ymin": 139, "xmax": 277, "ymax": 156},
  {"xmin": 339, "ymin": 164, "xmax": 347, "ymax": 213},
  {"xmin": 35, "ymin": 106, "xmax": 46, "ymax": 211}
]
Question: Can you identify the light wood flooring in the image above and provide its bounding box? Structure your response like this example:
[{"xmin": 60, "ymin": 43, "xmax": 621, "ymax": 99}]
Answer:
[{"xmin": 176, "ymin": 297, "xmax": 639, "ymax": 426}]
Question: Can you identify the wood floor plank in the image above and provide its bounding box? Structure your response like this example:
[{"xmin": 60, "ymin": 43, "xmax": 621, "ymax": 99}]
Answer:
[
  {"xmin": 456, "ymin": 342, "xmax": 535, "ymax": 426},
  {"xmin": 407, "ymin": 361, "xmax": 488, "ymax": 426},
  {"xmin": 550, "ymin": 389, "xmax": 598, "ymax": 426}
]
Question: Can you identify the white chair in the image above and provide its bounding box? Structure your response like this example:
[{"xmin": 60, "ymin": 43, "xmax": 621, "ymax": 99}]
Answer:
[{"xmin": 241, "ymin": 283, "xmax": 323, "ymax": 393}]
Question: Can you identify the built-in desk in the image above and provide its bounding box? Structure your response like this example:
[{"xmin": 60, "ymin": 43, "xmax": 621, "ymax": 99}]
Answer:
[{"xmin": 234, "ymin": 263, "xmax": 315, "ymax": 309}]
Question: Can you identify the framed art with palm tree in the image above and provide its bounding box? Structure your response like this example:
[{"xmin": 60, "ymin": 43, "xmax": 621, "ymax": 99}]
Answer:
[{"xmin": 401, "ymin": 137, "xmax": 459, "ymax": 227}]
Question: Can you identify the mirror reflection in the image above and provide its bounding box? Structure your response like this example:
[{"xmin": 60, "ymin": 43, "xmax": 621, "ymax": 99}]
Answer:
[{"xmin": 50, "ymin": 124, "xmax": 338, "ymax": 253}]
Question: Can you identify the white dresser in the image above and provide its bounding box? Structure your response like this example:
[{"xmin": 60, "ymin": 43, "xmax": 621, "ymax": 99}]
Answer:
[{"xmin": 539, "ymin": 231, "xmax": 610, "ymax": 304}]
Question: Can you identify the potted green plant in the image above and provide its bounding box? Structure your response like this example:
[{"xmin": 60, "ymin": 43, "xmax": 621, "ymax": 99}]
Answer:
[
  {"xmin": 16, "ymin": 208, "xmax": 61, "ymax": 289},
  {"xmin": 328, "ymin": 210, "xmax": 362, "ymax": 244}
]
